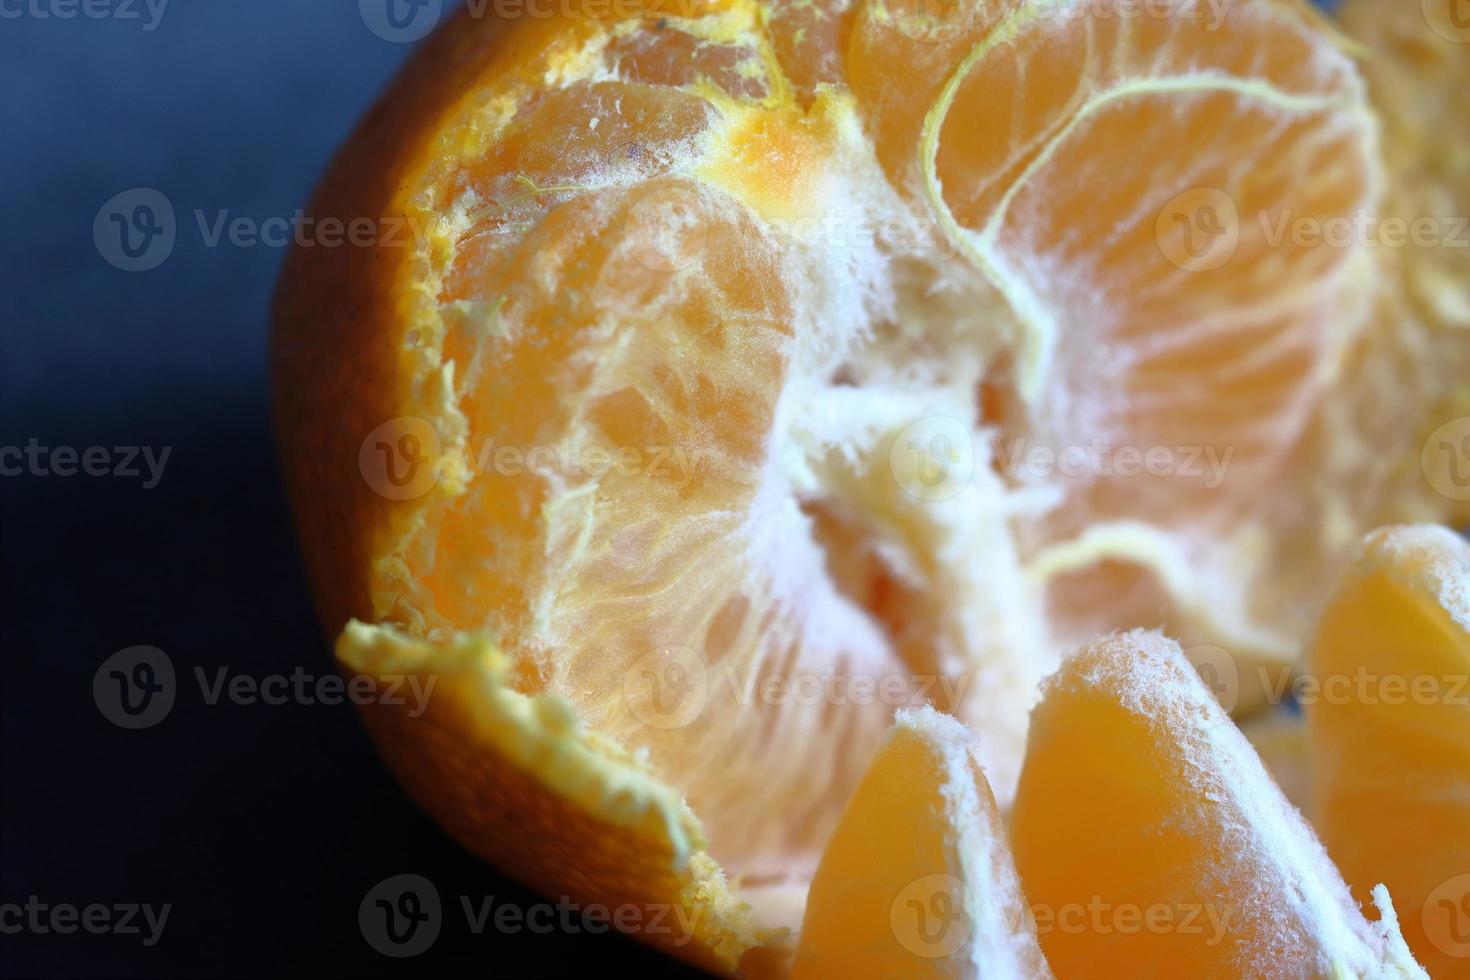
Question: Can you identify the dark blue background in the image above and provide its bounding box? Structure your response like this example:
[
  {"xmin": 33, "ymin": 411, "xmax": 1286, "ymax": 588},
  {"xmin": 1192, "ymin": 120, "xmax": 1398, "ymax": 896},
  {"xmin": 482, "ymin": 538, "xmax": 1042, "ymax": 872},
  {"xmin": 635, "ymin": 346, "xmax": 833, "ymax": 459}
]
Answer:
[
  {"xmin": 0, "ymin": 2, "xmax": 699, "ymax": 976},
  {"xmin": 0, "ymin": 0, "xmax": 1345, "ymax": 977}
]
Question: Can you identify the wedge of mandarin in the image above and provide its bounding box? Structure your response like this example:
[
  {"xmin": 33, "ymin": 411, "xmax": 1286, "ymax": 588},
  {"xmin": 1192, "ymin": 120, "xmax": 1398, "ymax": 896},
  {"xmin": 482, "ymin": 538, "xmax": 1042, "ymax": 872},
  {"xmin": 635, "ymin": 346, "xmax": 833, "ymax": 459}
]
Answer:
[
  {"xmin": 1011, "ymin": 631, "xmax": 1426, "ymax": 978},
  {"xmin": 1309, "ymin": 526, "xmax": 1470, "ymax": 976}
]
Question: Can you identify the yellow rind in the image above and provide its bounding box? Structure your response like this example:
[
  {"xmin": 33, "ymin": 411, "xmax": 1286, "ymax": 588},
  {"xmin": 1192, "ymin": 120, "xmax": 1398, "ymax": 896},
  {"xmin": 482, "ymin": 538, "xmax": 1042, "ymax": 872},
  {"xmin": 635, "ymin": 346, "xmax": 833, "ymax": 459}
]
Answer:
[{"xmin": 337, "ymin": 621, "xmax": 787, "ymax": 975}]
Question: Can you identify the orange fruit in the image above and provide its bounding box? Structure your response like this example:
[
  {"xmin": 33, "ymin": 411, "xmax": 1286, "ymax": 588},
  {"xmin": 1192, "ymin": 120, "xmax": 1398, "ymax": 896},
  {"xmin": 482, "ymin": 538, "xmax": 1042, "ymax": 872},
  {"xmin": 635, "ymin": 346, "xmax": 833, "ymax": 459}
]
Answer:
[
  {"xmin": 848, "ymin": 0, "xmax": 1387, "ymax": 671},
  {"xmin": 269, "ymin": 0, "xmax": 1461, "ymax": 971},
  {"xmin": 1241, "ymin": 0, "xmax": 1470, "ymax": 659},
  {"xmin": 793, "ymin": 706, "xmax": 1050, "ymax": 977},
  {"xmin": 1011, "ymin": 630, "xmax": 1425, "ymax": 976},
  {"xmin": 1307, "ymin": 525, "xmax": 1470, "ymax": 976}
]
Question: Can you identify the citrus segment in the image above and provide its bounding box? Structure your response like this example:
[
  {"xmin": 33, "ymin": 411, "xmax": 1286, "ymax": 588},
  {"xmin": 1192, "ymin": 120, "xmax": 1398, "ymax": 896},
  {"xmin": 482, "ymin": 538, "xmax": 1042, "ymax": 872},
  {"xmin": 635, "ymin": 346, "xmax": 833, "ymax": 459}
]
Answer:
[
  {"xmin": 1011, "ymin": 630, "xmax": 1426, "ymax": 977},
  {"xmin": 851, "ymin": 0, "xmax": 1385, "ymax": 667},
  {"xmin": 793, "ymin": 706, "xmax": 1051, "ymax": 979},
  {"xmin": 1308, "ymin": 525, "xmax": 1470, "ymax": 976}
]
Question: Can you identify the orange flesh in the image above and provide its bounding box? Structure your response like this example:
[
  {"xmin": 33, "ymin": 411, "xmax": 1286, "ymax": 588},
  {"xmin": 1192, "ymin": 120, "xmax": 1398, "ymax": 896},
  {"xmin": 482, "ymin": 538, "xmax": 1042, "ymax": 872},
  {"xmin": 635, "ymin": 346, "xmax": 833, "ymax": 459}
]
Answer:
[
  {"xmin": 1309, "ymin": 528, "xmax": 1470, "ymax": 976},
  {"xmin": 1011, "ymin": 631, "xmax": 1416, "ymax": 977},
  {"xmin": 794, "ymin": 707, "xmax": 1050, "ymax": 978},
  {"xmin": 266, "ymin": 0, "xmax": 1462, "ymax": 968}
]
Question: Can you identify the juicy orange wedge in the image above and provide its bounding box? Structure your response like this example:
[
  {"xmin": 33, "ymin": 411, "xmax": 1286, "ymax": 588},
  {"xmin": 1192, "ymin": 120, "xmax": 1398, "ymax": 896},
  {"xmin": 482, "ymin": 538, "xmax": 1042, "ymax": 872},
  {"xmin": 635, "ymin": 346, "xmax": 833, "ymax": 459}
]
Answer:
[
  {"xmin": 793, "ymin": 706, "xmax": 1050, "ymax": 978},
  {"xmin": 1011, "ymin": 630, "xmax": 1426, "ymax": 977},
  {"xmin": 1308, "ymin": 525, "xmax": 1470, "ymax": 976}
]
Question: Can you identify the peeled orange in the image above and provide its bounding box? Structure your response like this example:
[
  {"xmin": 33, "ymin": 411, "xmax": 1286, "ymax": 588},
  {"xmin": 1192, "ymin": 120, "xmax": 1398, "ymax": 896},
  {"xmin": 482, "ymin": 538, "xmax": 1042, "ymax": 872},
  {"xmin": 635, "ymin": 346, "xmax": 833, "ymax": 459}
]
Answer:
[{"xmin": 270, "ymin": 0, "xmax": 1470, "ymax": 972}]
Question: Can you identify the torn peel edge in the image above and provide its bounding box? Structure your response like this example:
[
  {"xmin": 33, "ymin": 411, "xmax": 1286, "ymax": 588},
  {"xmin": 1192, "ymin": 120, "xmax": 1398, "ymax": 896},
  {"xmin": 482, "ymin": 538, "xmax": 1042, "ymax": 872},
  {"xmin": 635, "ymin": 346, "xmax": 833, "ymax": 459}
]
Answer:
[{"xmin": 335, "ymin": 619, "xmax": 788, "ymax": 975}]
